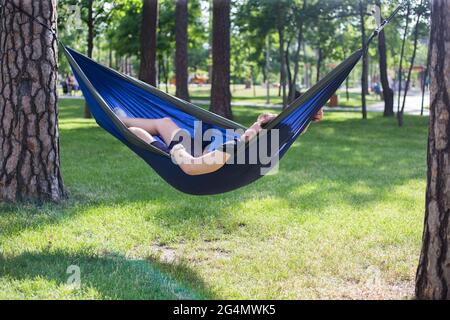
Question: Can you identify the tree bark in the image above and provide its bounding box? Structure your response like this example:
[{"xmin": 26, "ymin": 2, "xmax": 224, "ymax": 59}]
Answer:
[
  {"xmin": 84, "ymin": 0, "xmax": 94, "ymax": 119},
  {"xmin": 210, "ymin": 0, "xmax": 232, "ymax": 119},
  {"xmin": 139, "ymin": 0, "xmax": 158, "ymax": 86},
  {"xmin": 175, "ymin": 0, "xmax": 190, "ymax": 102},
  {"xmin": 376, "ymin": 0, "xmax": 394, "ymax": 117},
  {"xmin": 0, "ymin": 0, "xmax": 65, "ymax": 202},
  {"xmin": 416, "ymin": 0, "xmax": 450, "ymax": 300}
]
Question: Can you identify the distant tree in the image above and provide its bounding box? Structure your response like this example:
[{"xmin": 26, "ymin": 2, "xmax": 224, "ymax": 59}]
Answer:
[
  {"xmin": 110, "ymin": 1, "xmax": 142, "ymax": 59},
  {"xmin": 234, "ymin": 0, "xmax": 277, "ymax": 101},
  {"xmin": 420, "ymin": 41, "xmax": 431, "ymax": 116},
  {"xmin": 175, "ymin": 0, "xmax": 190, "ymax": 101},
  {"xmin": 287, "ymin": 0, "xmax": 308, "ymax": 103},
  {"xmin": 359, "ymin": 0, "xmax": 369, "ymax": 119},
  {"xmin": 0, "ymin": 0, "xmax": 65, "ymax": 202},
  {"xmin": 210, "ymin": 0, "xmax": 232, "ymax": 119},
  {"xmin": 157, "ymin": 0, "xmax": 175, "ymax": 91},
  {"xmin": 416, "ymin": 0, "xmax": 450, "ymax": 300},
  {"xmin": 59, "ymin": 0, "xmax": 115, "ymax": 118},
  {"xmin": 274, "ymin": 0, "xmax": 291, "ymax": 108},
  {"xmin": 84, "ymin": 0, "xmax": 95, "ymax": 119},
  {"xmin": 396, "ymin": 1, "xmax": 411, "ymax": 120},
  {"xmin": 398, "ymin": 0, "xmax": 427, "ymax": 127},
  {"xmin": 139, "ymin": 0, "xmax": 158, "ymax": 86},
  {"xmin": 376, "ymin": 0, "xmax": 394, "ymax": 117}
]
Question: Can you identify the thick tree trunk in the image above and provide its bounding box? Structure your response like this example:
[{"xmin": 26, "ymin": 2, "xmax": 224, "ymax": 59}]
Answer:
[
  {"xmin": 139, "ymin": 0, "xmax": 158, "ymax": 86},
  {"xmin": 0, "ymin": 0, "xmax": 65, "ymax": 202},
  {"xmin": 84, "ymin": 0, "xmax": 94, "ymax": 119},
  {"xmin": 416, "ymin": 0, "xmax": 450, "ymax": 300},
  {"xmin": 376, "ymin": 0, "xmax": 394, "ymax": 117},
  {"xmin": 175, "ymin": 0, "xmax": 189, "ymax": 102},
  {"xmin": 210, "ymin": 0, "xmax": 232, "ymax": 119}
]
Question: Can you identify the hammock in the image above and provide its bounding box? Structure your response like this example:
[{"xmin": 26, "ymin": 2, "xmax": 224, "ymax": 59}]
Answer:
[
  {"xmin": 63, "ymin": 46, "xmax": 362, "ymax": 195},
  {"xmin": 4, "ymin": 0, "xmax": 405, "ymax": 195}
]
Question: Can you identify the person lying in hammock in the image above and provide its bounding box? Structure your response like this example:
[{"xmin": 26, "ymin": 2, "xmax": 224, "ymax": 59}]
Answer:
[{"xmin": 114, "ymin": 107, "xmax": 324, "ymax": 176}]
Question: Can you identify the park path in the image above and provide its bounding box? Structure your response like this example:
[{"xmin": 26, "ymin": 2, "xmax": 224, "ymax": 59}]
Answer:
[
  {"xmin": 60, "ymin": 90, "xmax": 430, "ymax": 116},
  {"xmin": 193, "ymin": 90, "xmax": 429, "ymax": 115}
]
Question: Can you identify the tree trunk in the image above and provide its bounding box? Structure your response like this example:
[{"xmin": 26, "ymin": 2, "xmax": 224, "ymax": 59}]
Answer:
[
  {"xmin": 360, "ymin": 1, "xmax": 368, "ymax": 120},
  {"xmin": 175, "ymin": 0, "xmax": 189, "ymax": 101},
  {"xmin": 343, "ymin": 47, "xmax": 350, "ymax": 100},
  {"xmin": 421, "ymin": 43, "xmax": 431, "ymax": 116},
  {"xmin": 303, "ymin": 43, "xmax": 310, "ymax": 88},
  {"xmin": 84, "ymin": 0, "xmax": 94, "ymax": 119},
  {"xmin": 316, "ymin": 47, "xmax": 322, "ymax": 83},
  {"xmin": 289, "ymin": 25, "xmax": 303, "ymax": 103},
  {"xmin": 397, "ymin": 2, "xmax": 411, "ymax": 116},
  {"xmin": 210, "ymin": 0, "xmax": 232, "ymax": 119},
  {"xmin": 376, "ymin": 0, "xmax": 394, "ymax": 117},
  {"xmin": 285, "ymin": 38, "xmax": 292, "ymax": 102},
  {"xmin": 399, "ymin": 0, "xmax": 424, "ymax": 127},
  {"xmin": 265, "ymin": 36, "xmax": 270, "ymax": 104},
  {"xmin": 0, "ymin": 0, "xmax": 65, "ymax": 202},
  {"xmin": 416, "ymin": 0, "xmax": 450, "ymax": 300},
  {"xmin": 278, "ymin": 26, "xmax": 287, "ymax": 108},
  {"xmin": 139, "ymin": 0, "xmax": 158, "ymax": 86}
]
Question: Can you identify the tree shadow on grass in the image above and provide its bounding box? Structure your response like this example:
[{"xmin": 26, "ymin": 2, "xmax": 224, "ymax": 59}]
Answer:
[{"xmin": 0, "ymin": 249, "xmax": 215, "ymax": 300}]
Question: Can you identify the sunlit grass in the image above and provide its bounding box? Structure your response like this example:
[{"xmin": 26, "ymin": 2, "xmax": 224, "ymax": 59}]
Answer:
[{"xmin": 0, "ymin": 98, "xmax": 428, "ymax": 299}]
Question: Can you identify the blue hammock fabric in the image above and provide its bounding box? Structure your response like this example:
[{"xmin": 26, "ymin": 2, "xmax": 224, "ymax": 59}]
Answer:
[{"xmin": 64, "ymin": 46, "xmax": 362, "ymax": 195}]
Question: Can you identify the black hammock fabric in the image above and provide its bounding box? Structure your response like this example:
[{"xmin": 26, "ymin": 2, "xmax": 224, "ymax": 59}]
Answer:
[{"xmin": 64, "ymin": 46, "xmax": 362, "ymax": 195}]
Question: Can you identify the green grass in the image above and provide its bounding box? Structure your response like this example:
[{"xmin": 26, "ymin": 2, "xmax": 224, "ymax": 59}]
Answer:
[
  {"xmin": 63, "ymin": 84, "xmax": 382, "ymax": 107},
  {"xmin": 161, "ymin": 84, "xmax": 383, "ymax": 107},
  {"xmin": 0, "ymin": 98, "xmax": 428, "ymax": 299}
]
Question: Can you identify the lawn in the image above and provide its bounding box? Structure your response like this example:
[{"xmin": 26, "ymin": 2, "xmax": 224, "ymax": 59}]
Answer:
[
  {"xmin": 0, "ymin": 98, "xmax": 428, "ymax": 299},
  {"xmin": 138, "ymin": 84, "xmax": 383, "ymax": 107},
  {"xmin": 336, "ymin": 91, "xmax": 383, "ymax": 108}
]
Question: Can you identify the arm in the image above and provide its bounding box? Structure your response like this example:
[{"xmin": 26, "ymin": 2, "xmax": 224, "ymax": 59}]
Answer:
[{"xmin": 170, "ymin": 144, "xmax": 231, "ymax": 176}]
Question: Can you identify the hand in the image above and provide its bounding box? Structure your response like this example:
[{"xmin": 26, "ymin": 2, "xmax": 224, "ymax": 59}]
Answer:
[
  {"xmin": 257, "ymin": 113, "xmax": 278, "ymax": 125},
  {"xmin": 312, "ymin": 109, "xmax": 324, "ymax": 122}
]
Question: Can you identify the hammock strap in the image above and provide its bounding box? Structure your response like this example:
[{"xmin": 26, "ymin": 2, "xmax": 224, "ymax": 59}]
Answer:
[
  {"xmin": 367, "ymin": 0, "xmax": 406, "ymax": 46},
  {"xmin": 3, "ymin": 0, "xmax": 58, "ymax": 41}
]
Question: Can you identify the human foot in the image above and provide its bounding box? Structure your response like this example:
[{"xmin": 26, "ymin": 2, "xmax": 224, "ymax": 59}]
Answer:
[{"xmin": 113, "ymin": 107, "xmax": 128, "ymax": 118}]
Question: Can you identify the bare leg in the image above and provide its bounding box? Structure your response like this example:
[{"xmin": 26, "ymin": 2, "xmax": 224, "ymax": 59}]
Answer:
[
  {"xmin": 120, "ymin": 117, "xmax": 181, "ymax": 145},
  {"xmin": 128, "ymin": 127, "xmax": 155, "ymax": 144}
]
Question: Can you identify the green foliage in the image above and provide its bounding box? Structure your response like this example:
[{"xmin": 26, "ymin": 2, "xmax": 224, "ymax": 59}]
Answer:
[{"xmin": 56, "ymin": 0, "xmax": 430, "ymax": 94}]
